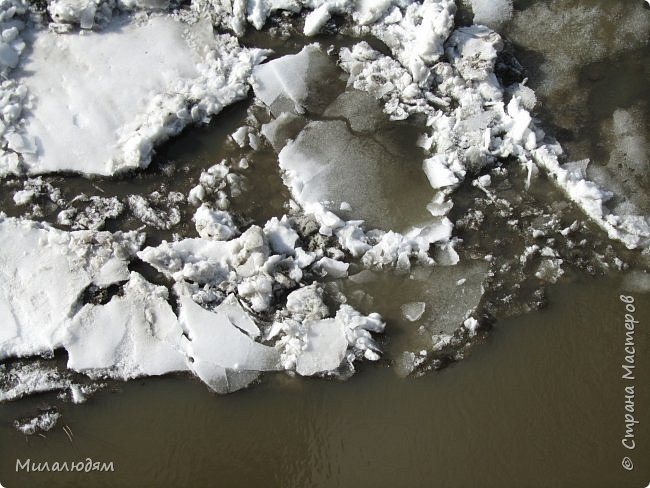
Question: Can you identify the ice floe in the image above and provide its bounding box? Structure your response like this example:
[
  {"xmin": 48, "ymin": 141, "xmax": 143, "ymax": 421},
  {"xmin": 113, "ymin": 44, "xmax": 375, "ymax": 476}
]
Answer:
[
  {"xmin": 2, "ymin": 13, "xmax": 266, "ymax": 176},
  {"xmin": 0, "ymin": 215, "xmax": 142, "ymax": 360}
]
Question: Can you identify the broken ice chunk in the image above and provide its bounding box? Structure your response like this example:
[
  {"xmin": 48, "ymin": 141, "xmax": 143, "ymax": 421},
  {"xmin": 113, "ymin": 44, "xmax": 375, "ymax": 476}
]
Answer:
[
  {"xmin": 274, "ymin": 286, "xmax": 384, "ymax": 375},
  {"xmin": 423, "ymin": 155, "xmax": 459, "ymax": 189},
  {"xmin": 285, "ymin": 284, "xmax": 329, "ymax": 322},
  {"xmin": 295, "ymin": 318, "xmax": 347, "ymax": 376},
  {"xmin": 1, "ymin": 361, "xmax": 71, "ymax": 402},
  {"xmin": 65, "ymin": 272, "xmax": 188, "ymax": 379},
  {"xmin": 0, "ymin": 216, "xmax": 141, "ymax": 360},
  {"xmin": 14, "ymin": 411, "xmax": 61, "ymax": 435},
  {"xmin": 313, "ymin": 257, "xmax": 349, "ymax": 278},
  {"xmin": 401, "ymin": 302, "xmax": 426, "ymax": 322},
  {"xmin": 179, "ymin": 294, "xmax": 281, "ymax": 372},
  {"xmin": 463, "ymin": 317, "xmax": 480, "ymax": 335},
  {"xmin": 193, "ymin": 204, "xmax": 237, "ymax": 241},
  {"xmin": 252, "ymin": 44, "xmax": 343, "ymax": 116},
  {"xmin": 303, "ymin": 4, "xmax": 332, "ymax": 36},
  {"xmin": 446, "ymin": 25, "xmax": 503, "ymax": 82},
  {"xmin": 263, "ymin": 216, "xmax": 299, "ymax": 255}
]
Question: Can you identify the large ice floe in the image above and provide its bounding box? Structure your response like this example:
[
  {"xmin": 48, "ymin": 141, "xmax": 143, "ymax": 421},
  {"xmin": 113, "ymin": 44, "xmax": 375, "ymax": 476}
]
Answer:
[
  {"xmin": 1, "ymin": 0, "xmax": 650, "ymax": 419},
  {"xmin": 1, "ymin": 7, "xmax": 267, "ymax": 176}
]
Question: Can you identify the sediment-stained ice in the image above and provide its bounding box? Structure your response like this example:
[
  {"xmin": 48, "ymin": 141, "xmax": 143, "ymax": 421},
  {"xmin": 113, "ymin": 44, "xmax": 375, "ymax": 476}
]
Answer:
[
  {"xmin": 254, "ymin": 44, "xmax": 459, "ymax": 271},
  {"xmin": 0, "ymin": 361, "xmax": 72, "ymax": 402},
  {"xmin": 341, "ymin": 23, "xmax": 650, "ymax": 249},
  {"xmin": 278, "ymin": 117, "xmax": 432, "ymax": 231},
  {"xmin": 14, "ymin": 410, "xmax": 60, "ymax": 435}
]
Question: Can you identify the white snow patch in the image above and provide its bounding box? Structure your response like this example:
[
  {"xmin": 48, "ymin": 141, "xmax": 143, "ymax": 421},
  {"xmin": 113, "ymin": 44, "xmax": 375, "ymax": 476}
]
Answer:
[{"xmin": 6, "ymin": 15, "xmax": 266, "ymax": 176}]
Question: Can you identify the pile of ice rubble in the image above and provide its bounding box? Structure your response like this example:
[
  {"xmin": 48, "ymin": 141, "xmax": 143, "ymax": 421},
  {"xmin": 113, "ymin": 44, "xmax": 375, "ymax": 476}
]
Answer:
[
  {"xmin": 1, "ymin": 0, "xmax": 649, "ymax": 413},
  {"xmin": 0, "ymin": 213, "xmax": 385, "ymax": 395},
  {"xmin": 0, "ymin": 0, "xmax": 645, "ymax": 247}
]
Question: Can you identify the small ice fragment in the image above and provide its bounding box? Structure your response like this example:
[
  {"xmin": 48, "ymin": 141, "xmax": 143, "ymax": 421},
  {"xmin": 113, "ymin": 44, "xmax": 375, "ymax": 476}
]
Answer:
[
  {"xmin": 314, "ymin": 257, "xmax": 349, "ymax": 278},
  {"xmin": 13, "ymin": 189, "xmax": 34, "ymax": 205},
  {"xmin": 463, "ymin": 317, "xmax": 480, "ymax": 335},
  {"xmin": 477, "ymin": 174, "xmax": 491, "ymax": 187},
  {"xmin": 14, "ymin": 411, "xmax": 61, "ymax": 435},
  {"xmin": 303, "ymin": 4, "xmax": 331, "ymax": 36},
  {"xmin": 401, "ymin": 302, "xmax": 426, "ymax": 322},
  {"xmin": 193, "ymin": 204, "xmax": 237, "ymax": 241},
  {"xmin": 423, "ymin": 156, "xmax": 459, "ymax": 189},
  {"xmin": 70, "ymin": 384, "xmax": 86, "ymax": 404},
  {"xmin": 231, "ymin": 126, "xmax": 248, "ymax": 147}
]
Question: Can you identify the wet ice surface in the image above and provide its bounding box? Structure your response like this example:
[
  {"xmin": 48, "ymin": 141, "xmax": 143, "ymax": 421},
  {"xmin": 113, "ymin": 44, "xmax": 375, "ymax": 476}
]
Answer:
[
  {"xmin": 279, "ymin": 98, "xmax": 433, "ymax": 231},
  {"xmin": 0, "ymin": 0, "xmax": 649, "ymax": 437},
  {"xmin": 255, "ymin": 45, "xmax": 433, "ymax": 231}
]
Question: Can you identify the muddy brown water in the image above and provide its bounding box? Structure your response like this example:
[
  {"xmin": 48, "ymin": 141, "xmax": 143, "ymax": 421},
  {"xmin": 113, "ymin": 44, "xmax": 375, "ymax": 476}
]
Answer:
[
  {"xmin": 0, "ymin": 276, "xmax": 648, "ymax": 487},
  {"xmin": 1, "ymin": 0, "xmax": 650, "ymax": 486}
]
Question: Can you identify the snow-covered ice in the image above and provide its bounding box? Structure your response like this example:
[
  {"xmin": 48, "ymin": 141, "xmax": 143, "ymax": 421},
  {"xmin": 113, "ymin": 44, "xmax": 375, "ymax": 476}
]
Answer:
[
  {"xmin": 3, "ymin": 14, "xmax": 266, "ymax": 176},
  {"xmin": 65, "ymin": 272, "xmax": 188, "ymax": 379},
  {"xmin": 0, "ymin": 215, "xmax": 142, "ymax": 360},
  {"xmin": 194, "ymin": 204, "xmax": 238, "ymax": 241}
]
